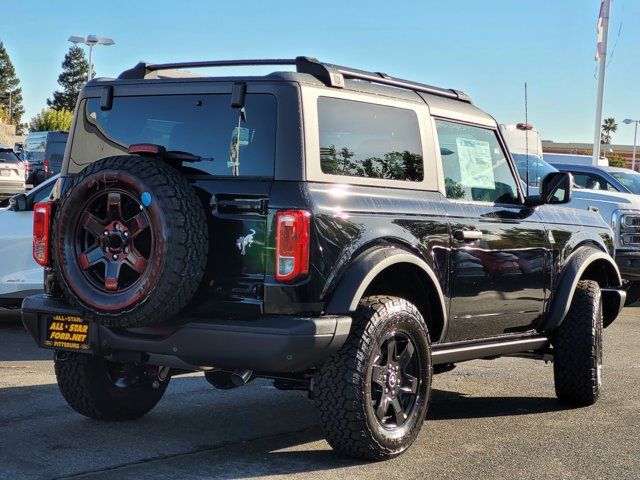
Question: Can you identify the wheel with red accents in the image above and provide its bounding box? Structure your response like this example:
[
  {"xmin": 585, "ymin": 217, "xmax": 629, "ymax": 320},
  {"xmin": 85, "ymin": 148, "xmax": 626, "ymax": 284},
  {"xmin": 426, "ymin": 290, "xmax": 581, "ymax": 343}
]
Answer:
[{"xmin": 53, "ymin": 155, "xmax": 208, "ymax": 327}]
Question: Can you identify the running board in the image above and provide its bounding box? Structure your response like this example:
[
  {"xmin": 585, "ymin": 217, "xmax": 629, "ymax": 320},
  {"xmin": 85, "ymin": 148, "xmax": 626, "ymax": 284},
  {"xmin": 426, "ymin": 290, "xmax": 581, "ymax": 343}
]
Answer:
[{"xmin": 432, "ymin": 336, "xmax": 550, "ymax": 365}]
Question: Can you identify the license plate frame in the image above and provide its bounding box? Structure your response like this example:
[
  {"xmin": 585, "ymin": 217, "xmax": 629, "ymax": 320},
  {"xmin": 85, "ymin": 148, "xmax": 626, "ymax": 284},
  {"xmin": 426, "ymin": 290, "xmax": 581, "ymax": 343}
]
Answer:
[
  {"xmin": 0, "ymin": 169, "xmax": 10, "ymax": 176},
  {"xmin": 44, "ymin": 315, "xmax": 91, "ymax": 351}
]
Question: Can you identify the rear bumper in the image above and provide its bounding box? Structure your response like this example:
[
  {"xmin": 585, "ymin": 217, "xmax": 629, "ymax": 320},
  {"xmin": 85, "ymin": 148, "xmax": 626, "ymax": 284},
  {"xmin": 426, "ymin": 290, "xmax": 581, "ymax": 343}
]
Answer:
[
  {"xmin": 615, "ymin": 251, "xmax": 640, "ymax": 281},
  {"xmin": 22, "ymin": 295, "xmax": 351, "ymax": 373},
  {"xmin": 0, "ymin": 182, "xmax": 24, "ymax": 197}
]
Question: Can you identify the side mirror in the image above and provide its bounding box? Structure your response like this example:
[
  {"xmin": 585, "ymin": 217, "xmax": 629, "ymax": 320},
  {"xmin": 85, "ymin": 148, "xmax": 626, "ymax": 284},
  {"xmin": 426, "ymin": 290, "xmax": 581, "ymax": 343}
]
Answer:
[
  {"xmin": 9, "ymin": 193, "xmax": 27, "ymax": 211},
  {"xmin": 541, "ymin": 171, "xmax": 572, "ymax": 204},
  {"xmin": 525, "ymin": 172, "xmax": 573, "ymax": 207}
]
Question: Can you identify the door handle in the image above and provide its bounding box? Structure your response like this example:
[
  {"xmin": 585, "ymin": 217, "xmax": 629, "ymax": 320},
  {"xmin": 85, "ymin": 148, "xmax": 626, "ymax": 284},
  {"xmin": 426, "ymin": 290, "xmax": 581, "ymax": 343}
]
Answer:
[{"xmin": 453, "ymin": 230, "xmax": 483, "ymax": 242}]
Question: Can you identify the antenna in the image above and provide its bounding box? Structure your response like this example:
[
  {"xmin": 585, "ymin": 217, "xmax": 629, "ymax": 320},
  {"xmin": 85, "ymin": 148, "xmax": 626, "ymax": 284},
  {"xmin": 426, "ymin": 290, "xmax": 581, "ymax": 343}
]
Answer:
[{"xmin": 524, "ymin": 82, "xmax": 530, "ymax": 198}]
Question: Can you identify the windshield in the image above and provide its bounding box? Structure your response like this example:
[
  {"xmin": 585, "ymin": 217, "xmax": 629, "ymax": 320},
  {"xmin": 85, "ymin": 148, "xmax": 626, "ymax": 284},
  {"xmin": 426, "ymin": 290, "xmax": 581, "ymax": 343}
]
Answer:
[
  {"xmin": 609, "ymin": 170, "xmax": 640, "ymax": 194},
  {"xmin": 512, "ymin": 154, "xmax": 558, "ymax": 187}
]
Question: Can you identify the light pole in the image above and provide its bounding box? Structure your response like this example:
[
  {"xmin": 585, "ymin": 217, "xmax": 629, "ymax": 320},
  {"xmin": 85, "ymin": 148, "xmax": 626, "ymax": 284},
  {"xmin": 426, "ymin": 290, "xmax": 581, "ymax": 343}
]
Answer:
[
  {"xmin": 624, "ymin": 119, "xmax": 639, "ymax": 171},
  {"xmin": 68, "ymin": 35, "xmax": 115, "ymax": 81}
]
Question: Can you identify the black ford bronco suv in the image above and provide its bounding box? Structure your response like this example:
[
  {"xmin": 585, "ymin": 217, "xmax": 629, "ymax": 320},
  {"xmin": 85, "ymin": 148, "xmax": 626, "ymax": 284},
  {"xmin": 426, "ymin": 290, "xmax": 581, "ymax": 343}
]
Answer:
[{"xmin": 23, "ymin": 57, "xmax": 626, "ymax": 460}]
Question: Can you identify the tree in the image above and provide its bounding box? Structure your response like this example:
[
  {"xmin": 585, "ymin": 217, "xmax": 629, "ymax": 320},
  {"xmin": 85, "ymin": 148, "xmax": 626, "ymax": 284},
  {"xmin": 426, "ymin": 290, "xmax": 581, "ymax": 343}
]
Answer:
[
  {"xmin": 601, "ymin": 117, "xmax": 618, "ymax": 145},
  {"xmin": 0, "ymin": 41, "xmax": 25, "ymax": 127},
  {"xmin": 48, "ymin": 46, "xmax": 89, "ymax": 111},
  {"xmin": 29, "ymin": 109, "xmax": 73, "ymax": 132}
]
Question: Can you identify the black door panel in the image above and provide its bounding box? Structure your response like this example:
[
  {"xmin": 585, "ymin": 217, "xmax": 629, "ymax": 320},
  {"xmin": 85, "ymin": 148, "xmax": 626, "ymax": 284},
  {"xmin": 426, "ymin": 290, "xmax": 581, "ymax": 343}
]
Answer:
[{"xmin": 445, "ymin": 202, "xmax": 551, "ymax": 341}]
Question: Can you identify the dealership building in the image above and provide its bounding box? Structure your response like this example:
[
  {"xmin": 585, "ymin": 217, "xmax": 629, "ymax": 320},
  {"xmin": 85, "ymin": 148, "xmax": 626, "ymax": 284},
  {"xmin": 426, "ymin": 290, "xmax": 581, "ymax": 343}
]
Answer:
[{"xmin": 543, "ymin": 140, "xmax": 637, "ymax": 168}]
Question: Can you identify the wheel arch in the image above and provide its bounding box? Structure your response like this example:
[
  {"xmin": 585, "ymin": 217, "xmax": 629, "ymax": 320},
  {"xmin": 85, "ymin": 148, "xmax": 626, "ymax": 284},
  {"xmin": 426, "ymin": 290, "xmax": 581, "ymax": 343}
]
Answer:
[
  {"xmin": 324, "ymin": 247, "xmax": 448, "ymax": 342},
  {"xmin": 544, "ymin": 246, "xmax": 623, "ymax": 330}
]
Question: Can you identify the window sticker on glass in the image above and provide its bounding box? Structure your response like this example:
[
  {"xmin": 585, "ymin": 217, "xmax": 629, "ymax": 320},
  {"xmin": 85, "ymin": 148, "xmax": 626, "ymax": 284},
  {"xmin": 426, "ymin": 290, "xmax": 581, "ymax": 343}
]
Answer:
[{"xmin": 456, "ymin": 138, "xmax": 495, "ymax": 190}]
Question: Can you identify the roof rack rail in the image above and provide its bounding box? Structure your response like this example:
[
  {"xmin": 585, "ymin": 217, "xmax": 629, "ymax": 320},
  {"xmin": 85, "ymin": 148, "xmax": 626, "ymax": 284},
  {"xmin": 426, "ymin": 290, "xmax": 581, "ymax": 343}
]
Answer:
[{"xmin": 117, "ymin": 56, "xmax": 472, "ymax": 103}]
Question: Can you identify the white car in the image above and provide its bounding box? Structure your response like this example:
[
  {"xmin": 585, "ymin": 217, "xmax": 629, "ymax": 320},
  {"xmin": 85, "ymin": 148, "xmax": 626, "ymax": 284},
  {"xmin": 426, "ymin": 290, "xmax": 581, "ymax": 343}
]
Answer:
[{"xmin": 0, "ymin": 176, "xmax": 57, "ymax": 310}]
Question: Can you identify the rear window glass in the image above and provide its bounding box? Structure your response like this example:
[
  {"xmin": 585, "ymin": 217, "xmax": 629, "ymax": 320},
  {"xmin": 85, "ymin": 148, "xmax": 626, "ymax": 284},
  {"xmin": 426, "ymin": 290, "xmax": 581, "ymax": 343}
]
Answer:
[
  {"xmin": 0, "ymin": 151, "xmax": 19, "ymax": 163},
  {"xmin": 317, "ymin": 97, "xmax": 423, "ymax": 182},
  {"xmin": 70, "ymin": 94, "xmax": 276, "ymax": 177},
  {"xmin": 46, "ymin": 141, "xmax": 67, "ymax": 168},
  {"xmin": 24, "ymin": 135, "xmax": 46, "ymax": 163}
]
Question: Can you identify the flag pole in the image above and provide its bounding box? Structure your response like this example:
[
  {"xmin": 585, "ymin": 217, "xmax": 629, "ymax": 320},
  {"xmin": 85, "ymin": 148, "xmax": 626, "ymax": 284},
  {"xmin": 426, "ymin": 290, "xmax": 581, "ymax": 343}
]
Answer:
[{"xmin": 593, "ymin": 0, "xmax": 612, "ymax": 166}]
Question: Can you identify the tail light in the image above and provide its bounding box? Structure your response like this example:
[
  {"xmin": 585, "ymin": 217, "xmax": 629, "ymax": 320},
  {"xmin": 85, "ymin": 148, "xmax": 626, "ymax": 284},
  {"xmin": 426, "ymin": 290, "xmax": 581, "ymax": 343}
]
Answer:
[
  {"xmin": 275, "ymin": 210, "xmax": 311, "ymax": 282},
  {"xmin": 33, "ymin": 201, "xmax": 54, "ymax": 266},
  {"xmin": 43, "ymin": 158, "xmax": 50, "ymax": 175}
]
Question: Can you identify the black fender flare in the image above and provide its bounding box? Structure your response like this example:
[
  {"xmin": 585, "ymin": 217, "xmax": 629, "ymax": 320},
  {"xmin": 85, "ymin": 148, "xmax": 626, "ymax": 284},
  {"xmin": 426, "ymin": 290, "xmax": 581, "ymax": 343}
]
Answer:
[
  {"xmin": 324, "ymin": 247, "xmax": 448, "ymax": 341},
  {"xmin": 544, "ymin": 247, "xmax": 623, "ymax": 330}
]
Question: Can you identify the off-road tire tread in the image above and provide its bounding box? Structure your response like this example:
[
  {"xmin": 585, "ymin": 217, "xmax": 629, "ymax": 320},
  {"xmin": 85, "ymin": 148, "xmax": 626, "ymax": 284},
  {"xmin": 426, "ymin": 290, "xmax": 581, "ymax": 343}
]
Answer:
[
  {"xmin": 53, "ymin": 155, "xmax": 208, "ymax": 327},
  {"xmin": 553, "ymin": 280, "xmax": 602, "ymax": 406},
  {"xmin": 313, "ymin": 295, "xmax": 431, "ymax": 460},
  {"xmin": 54, "ymin": 352, "xmax": 169, "ymax": 421},
  {"xmin": 622, "ymin": 281, "xmax": 640, "ymax": 307}
]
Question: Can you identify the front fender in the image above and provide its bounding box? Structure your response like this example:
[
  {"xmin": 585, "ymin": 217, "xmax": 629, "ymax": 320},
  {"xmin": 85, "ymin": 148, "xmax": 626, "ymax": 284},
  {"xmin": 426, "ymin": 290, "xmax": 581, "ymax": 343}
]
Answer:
[
  {"xmin": 544, "ymin": 247, "xmax": 623, "ymax": 330},
  {"xmin": 324, "ymin": 246, "xmax": 448, "ymax": 339}
]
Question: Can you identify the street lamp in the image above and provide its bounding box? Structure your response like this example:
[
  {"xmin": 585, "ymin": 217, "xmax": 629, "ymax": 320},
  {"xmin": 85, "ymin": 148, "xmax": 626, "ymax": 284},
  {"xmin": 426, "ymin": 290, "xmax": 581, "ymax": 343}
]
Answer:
[
  {"xmin": 623, "ymin": 119, "xmax": 639, "ymax": 171},
  {"xmin": 68, "ymin": 35, "xmax": 115, "ymax": 81}
]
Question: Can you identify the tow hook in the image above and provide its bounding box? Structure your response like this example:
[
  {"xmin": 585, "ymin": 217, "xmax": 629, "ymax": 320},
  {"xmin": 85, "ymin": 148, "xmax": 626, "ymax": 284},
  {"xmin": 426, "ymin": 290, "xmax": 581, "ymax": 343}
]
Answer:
[{"xmin": 152, "ymin": 366, "xmax": 171, "ymax": 389}]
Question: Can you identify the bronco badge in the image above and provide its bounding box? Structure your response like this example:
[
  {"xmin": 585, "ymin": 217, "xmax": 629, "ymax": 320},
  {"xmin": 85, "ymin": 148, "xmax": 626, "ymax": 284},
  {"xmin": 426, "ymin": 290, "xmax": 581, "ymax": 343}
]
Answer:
[{"xmin": 236, "ymin": 229, "xmax": 256, "ymax": 255}]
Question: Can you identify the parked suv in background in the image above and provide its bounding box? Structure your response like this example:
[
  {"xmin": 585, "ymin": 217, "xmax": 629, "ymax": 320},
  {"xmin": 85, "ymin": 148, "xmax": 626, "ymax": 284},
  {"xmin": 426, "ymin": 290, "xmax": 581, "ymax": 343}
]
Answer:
[
  {"xmin": 23, "ymin": 58, "xmax": 625, "ymax": 460},
  {"xmin": 0, "ymin": 144, "xmax": 26, "ymax": 202},
  {"xmin": 0, "ymin": 176, "xmax": 57, "ymax": 309},
  {"xmin": 22, "ymin": 131, "xmax": 68, "ymax": 186},
  {"xmin": 502, "ymin": 123, "xmax": 640, "ymax": 306}
]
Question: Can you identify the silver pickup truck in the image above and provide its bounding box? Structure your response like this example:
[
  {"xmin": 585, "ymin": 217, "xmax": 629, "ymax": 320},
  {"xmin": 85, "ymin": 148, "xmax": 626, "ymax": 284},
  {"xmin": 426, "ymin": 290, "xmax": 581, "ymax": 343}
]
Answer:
[{"xmin": 502, "ymin": 123, "xmax": 640, "ymax": 305}]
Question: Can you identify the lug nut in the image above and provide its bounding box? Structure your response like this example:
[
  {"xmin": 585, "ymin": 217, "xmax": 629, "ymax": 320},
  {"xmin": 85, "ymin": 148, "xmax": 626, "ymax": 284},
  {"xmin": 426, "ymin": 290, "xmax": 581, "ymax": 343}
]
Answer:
[
  {"xmin": 124, "ymin": 247, "xmax": 129, "ymax": 254},
  {"xmin": 112, "ymin": 254, "xmax": 118, "ymax": 260},
  {"xmin": 123, "ymin": 231, "xmax": 129, "ymax": 238},
  {"xmin": 103, "ymin": 230, "xmax": 109, "ymax": 236},
  {"xmin": 114, "ymin": 223, "xmax": 120, "ymax": 230},
  {"xmin": 385, "ymin": 388, "xmax": 389, "ymax": 393}
]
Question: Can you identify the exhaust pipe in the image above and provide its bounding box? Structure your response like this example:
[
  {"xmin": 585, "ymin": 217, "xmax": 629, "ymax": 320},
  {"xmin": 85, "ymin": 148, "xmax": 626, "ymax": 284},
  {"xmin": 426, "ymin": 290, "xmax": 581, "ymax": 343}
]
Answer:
[{"xmin": 231, "ymin": 369, "xmax": 253, "ymax": 387}]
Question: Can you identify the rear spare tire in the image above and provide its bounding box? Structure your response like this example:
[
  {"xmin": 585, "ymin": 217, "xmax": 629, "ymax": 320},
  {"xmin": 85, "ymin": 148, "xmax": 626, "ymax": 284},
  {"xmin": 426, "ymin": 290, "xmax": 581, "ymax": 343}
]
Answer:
[{"xmin": 53, "ymin": 155, "xmax": 208, "ymax": 327}]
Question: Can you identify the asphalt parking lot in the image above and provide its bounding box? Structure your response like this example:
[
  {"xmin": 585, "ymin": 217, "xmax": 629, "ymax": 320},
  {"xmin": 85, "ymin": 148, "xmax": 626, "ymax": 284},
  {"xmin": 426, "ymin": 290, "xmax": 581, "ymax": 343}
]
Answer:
[{"xmin": 0, "ymin": 307, "xmax": 638, "ymax": 480}]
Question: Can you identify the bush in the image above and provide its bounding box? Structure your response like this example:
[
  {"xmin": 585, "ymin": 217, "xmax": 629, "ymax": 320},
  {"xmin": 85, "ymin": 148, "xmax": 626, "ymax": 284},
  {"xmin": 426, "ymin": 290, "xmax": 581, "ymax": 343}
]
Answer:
[{"xmin": 607, "ymin": 153, "xmax": 627, "ymax": 168}]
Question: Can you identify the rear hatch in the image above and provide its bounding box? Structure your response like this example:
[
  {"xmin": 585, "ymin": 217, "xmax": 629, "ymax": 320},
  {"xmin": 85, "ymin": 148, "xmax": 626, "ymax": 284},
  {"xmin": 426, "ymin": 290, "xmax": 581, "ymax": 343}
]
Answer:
[
  {"xmin": 44, "ymin": 134, "xmax": 69, "ymax": 175},
  {"xmin": 0, "ymin": 150, "xmax": 24, "ymax": 187},
  {"xmin": 65, "ymin": 85, "xmax": 278, "ymax": 316}
]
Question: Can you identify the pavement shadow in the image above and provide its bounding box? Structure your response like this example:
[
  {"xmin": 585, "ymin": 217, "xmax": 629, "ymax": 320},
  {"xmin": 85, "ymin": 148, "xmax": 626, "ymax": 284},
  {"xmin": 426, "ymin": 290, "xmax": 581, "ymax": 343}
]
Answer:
[
  {"xmin": 0, "ymin": 373, "xmax": 581, "ymax": 479},
  {"xmin": 427, "ymin": 388, "xmax": 570, "ymax": 420}
]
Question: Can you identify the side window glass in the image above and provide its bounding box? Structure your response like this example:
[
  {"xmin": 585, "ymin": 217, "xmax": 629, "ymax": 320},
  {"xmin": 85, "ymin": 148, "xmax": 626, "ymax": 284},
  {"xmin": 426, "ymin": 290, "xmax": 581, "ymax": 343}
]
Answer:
[
  {"xmin": 573, "ymin": 173, "xmax": 609, "ymax": 191},
  {"xmin": 434, "ymin": 120, "xmax": 519, "ymax": 204},
  {"xmin": 317, "ymin": 97, "xmax": 423, "ymax": 182}
]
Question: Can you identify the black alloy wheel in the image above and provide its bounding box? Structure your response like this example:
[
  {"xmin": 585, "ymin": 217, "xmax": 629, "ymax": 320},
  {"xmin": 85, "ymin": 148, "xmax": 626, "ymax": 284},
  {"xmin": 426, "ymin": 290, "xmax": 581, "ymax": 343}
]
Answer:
[
  {"xmin": 75, "ymin": 190, "xmax": 154, "ymax": 293},
  {"xmin": 369, "ymin": 332, "xmax": 421, "ymax": 429}
]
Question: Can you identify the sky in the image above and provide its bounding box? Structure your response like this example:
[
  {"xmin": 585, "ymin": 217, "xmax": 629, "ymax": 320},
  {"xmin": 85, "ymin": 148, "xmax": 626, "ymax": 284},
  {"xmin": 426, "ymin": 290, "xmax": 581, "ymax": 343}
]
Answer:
[{"xmin": 1, "ymin": 0, "xmax": 639, "ymax": 145}]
